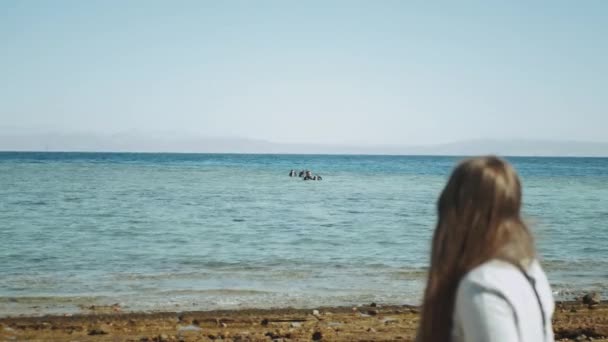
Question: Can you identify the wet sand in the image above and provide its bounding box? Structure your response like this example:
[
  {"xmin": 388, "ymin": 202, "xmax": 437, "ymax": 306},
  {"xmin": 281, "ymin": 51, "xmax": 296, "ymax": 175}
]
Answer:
[{"xmin": 1, "ymin": 301, "xmax": 606, "ymax": 341}]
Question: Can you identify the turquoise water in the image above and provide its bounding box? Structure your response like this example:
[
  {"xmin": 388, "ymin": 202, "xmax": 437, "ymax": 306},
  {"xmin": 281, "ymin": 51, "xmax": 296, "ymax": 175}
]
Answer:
[{"xmin": 1, "ymin": 153, "xmax": 607, "ymax": 316}]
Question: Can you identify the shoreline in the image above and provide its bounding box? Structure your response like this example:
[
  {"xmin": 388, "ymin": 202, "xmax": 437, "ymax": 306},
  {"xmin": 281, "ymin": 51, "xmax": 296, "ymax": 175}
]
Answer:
[{"xmin": 1, "ymin": 301, "xmax": 607, "ymax": 341}]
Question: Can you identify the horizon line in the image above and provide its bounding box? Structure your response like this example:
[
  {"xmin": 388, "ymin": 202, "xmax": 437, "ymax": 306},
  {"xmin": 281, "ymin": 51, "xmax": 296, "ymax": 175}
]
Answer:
[{"xmin": 1, "ymin": 150, "xmax": 607, "ymax": 158}]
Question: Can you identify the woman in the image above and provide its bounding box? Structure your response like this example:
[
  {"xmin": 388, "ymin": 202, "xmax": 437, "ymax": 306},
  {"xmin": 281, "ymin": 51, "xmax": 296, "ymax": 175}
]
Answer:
[{"xmin": 418, "ymin": 156, "xmax": 554, "ymax": 342}]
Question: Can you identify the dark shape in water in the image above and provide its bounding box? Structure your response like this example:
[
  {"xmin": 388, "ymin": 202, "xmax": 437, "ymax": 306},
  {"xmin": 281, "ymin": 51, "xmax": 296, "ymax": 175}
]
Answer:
[{"xmin": 303, "ymin": 170, "xmax": 320, "ymax": 181}]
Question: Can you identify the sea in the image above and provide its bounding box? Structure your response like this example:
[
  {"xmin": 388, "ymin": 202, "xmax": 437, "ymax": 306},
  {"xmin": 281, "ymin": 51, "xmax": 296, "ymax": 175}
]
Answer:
[{"xmin": 0, "ymin": 152, "xmax": 607, "ymax": 316}]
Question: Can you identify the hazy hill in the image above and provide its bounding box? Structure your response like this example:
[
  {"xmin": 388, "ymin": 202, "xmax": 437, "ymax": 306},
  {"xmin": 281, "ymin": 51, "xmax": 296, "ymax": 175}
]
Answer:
[{"xmin": 0, "ymin": 131, "xmax": 607, "ymax": 157}]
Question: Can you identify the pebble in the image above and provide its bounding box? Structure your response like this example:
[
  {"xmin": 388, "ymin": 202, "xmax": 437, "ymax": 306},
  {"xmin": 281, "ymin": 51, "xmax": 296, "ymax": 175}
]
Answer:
[
  {"xmin": 367, "ymin": 327, "xmax": 377, "ymax": 333},
  {"xmin": 265, "ymin": 331, "xmax": 280, "ymax": 339},
  {"xmin": 289, "ymin": 322, "xmax": 302, "ymax": 328},
  {"xmin": 221, "ymin": 322, "xmax": 228, "ymax": 328},
  {"xmin": 88, "ymin": 328, "xmax": 108, "ymax": 335},
  {"xmin": 261, "ymin": 318, "xmax": 269, "ymax": 326},
  {"xmin": 383, "ymin": 318, "xmax": 399, "ymax": 325},
  {"xmin": 583, "ymin": 292, "xmax": 601, "ymax": 305},
  {"xmin": 367, "ymin": 309, "xmax": 379, "ymax": 316},
  {"xmin": 370, "ymin": 302, "xmax": 377, "ymax": 307},
  {"xmin": 177, "ymin": 325, "xmax": 201, "ymax": 332},
  {"xmin": 312, "ymin": 310, "xmax": 320, "ymax": 316},
  {"xmin": 312, "ymin": 331, "xmax": 323, "ymax": 341}
]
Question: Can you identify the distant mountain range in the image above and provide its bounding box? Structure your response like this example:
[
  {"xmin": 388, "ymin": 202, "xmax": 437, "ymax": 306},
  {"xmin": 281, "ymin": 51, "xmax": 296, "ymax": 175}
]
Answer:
[{"xmin": 0, "ymin": 132, "xmax": 607, "ymax": 157}]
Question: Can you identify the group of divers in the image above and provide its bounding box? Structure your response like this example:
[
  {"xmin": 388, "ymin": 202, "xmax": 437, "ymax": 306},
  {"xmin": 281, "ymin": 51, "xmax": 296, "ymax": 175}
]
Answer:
[{"xmin": 289, "ymin": 169, "xmax": 323, "ymax": 181}]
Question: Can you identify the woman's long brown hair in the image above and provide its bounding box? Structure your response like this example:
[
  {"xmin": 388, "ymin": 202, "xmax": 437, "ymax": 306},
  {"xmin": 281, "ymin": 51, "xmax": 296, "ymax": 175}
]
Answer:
[{"xmin": 418, "ymin": 156, "xmax": 536, "ymax": 342}]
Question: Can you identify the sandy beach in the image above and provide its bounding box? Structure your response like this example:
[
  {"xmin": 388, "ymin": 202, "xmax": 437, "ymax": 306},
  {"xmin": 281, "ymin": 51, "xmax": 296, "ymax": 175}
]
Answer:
[{"xmin": 0, "ymin": 301, "xmax": 606, "ymax": 341}]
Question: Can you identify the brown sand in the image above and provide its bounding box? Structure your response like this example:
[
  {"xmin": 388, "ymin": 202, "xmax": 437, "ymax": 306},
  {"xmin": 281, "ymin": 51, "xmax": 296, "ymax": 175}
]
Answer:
[{"xmin": 1, "ymin": 301, "xmax": 606, "ymax": 341}]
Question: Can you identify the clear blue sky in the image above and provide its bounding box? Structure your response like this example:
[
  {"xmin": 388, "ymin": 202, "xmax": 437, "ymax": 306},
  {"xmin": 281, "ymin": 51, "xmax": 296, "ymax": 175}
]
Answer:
[{"xmin": 1, "ymin": 0, "xmax": 606, "ymax": 146}]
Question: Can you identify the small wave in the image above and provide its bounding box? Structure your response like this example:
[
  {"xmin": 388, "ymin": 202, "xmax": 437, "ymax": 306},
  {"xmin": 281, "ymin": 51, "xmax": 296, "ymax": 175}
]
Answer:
[
  {"xmin": 127, "ymin": 219, "xmax": 148, "ymax": 224},
  {"xmin": 377, "ymin": 240, "xmax": 402, "ymax": 246},
  {"xmin": 10, "ymin": 200, "xmax": 47, "ymax": 206},
  {"xmin": 541, "ymin": 259, "xmax": 608, "ymax": 271},
  {"xmin": 551, "ymin": 285, "xmax": 608, "ymax": 300},
  {"xmin": 175, "ymin": 260, "xmax": 270, "ymax": 270},
  {"xmin": 154, "ymin": 289, "xmax": 272, "ymax": 296},
  {"xmin": 0, "ymin": 295, "xmax": 104, "ymax": 305},
  {"xmin": 388, "ymin": 270, "xmax": 428, "ymax": 280},
  {"xmin": 63, "ymin": 197, "xmax": 81, "ymax": 202},
  {"xmin": 111, "ymin": 271, "xmax": 212, "ymax": 281}
]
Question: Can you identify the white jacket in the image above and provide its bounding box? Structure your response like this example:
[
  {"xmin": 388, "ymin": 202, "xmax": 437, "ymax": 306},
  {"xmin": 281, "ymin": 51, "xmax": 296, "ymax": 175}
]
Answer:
[{"xmin": 452, "ymin": 259, "xmax": 555, "ymax": 342}]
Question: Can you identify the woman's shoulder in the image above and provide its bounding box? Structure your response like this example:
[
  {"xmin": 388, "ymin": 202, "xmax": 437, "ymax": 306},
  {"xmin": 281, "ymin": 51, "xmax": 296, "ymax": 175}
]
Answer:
[
  {"xmin": 455, "ymin": 259, "xmax": 555, "ymax": 340},
  {"xmin": 456, "ymin": 259, "xmax": 553, "ymax": 314},
  {"xmin": 458, "ymin": 259, "xmax": 547, "ymax": 296}
]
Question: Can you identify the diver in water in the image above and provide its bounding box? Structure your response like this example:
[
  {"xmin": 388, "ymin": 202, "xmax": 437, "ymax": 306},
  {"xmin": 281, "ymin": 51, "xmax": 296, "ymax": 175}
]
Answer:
[
  {"xmin": 316, "ymin": 175, "xmax": 322, "ymax": 181},
  {"xmin": 289, "ymin": 169, "xmax": 297, "ymax": 177},
  {"xmin": 303, "ymin": 170, "xmax": 314, "ymax": 180},
  {"xmin": 298, "ymin": 170, "xmax": 305, "ymax": 177}
]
